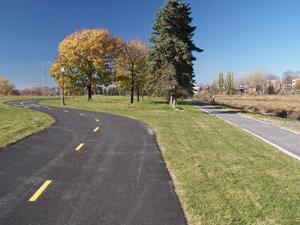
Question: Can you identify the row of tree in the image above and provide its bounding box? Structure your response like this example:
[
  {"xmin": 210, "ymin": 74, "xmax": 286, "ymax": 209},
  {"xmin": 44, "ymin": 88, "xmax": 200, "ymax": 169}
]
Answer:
[
  {"xmin": 209, "ymin": 69, "xmax": 300, "ymax": 94},
  {"xmin": 235, "ymin": 69, "xmax": 299, "ymax": 90},
  {"xmin": 217, "ymin": 71, "xmax": 233, "ymax": 94},
  {"xmin": 20, "ymin": 86, "xmax": 59, "ymax": 96},
  {"xmin": 49, "ymin": 0, "xmax": 202, "ymax": 108}
]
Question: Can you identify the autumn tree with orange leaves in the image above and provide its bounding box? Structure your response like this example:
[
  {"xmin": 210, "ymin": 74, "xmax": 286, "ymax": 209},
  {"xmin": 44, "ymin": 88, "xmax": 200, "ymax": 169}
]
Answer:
[
  {"xmin": 50, "ymin": 29, "xmax": 123, "ymax": 102},
  {"xmin": 114, "ymin": 39, "xmax": 149, "ymax": 103},
  {"xmin": 0, "ymin": 77, "xmax": 15, "ymax": 96}
]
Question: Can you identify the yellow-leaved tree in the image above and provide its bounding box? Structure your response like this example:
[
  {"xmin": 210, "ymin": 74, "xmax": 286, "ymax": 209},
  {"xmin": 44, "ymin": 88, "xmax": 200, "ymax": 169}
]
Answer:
[
  {"xmin": 0, "ymin": 77, "xmax": 15, "ymax": 96},
  {"xmin": 50, "ymin": 29, "xmax": 123, "ymax": 101},
  {"xmin": 295, "ymin": 80, "xmax": 300, "ymax": 91},
  {"xmin": 114, "ymin": 39, "xmax": 149, "ymax": 103}
]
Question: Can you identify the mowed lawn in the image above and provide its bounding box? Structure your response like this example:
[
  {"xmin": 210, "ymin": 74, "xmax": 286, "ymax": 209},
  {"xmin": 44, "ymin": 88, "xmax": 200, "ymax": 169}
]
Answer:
[
  {"xmin": 0, "ymin": 96, "xmax": 54, "ymax": 149},
  {"xmin": 43, "ymin": 96, "xmax": 300, "ymax": 224}
]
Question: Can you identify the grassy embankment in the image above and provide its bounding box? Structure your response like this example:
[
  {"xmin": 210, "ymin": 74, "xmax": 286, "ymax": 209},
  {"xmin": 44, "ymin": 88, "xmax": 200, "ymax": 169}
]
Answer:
[
  {"xmin": 0, "ymin": 96, "xmax": 55, "ymax": 149},
  {"xmin": 43, "ymin": 96, "xmax": 300, "ymax": 224},
  {"xmin": 213, "ymin": 94, "xmax": 300, "ymax": 133}
]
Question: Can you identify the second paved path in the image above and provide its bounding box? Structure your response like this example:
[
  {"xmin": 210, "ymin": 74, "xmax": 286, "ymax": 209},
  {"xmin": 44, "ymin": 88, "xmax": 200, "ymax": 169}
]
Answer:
[{"xmin": 188, "ymin": 100, "xmax": 300, "ymax": 159}]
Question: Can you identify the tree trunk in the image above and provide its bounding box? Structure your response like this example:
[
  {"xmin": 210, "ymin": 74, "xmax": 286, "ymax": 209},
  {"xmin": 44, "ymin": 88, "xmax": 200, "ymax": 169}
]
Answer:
[
  {"xmin": 169, "ymin": 95, "xmax": 173, "ymax": 106},
  {"xmin": 137, "ymin": 88, "xmax": 140, "ymax": 102},
  {"xmin": 171, "ymin": 86, "xmax": 177, "ymax": 108},
  {"xmin": 172, "ymin": 95, "xmax": 177, "ymax": 108},
  {"xmin": 130, "ymin": 71, "xmax": 134, "ymax": 104},
  {"xmin": 87, "ymin": 84, "xmax": 92, "ymax": 102}
]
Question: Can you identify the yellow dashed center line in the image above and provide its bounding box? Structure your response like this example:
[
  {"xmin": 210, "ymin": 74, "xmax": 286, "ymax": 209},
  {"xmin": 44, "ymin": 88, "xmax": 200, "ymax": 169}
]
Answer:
[
  {"xmin": 48, "ymin": 108, "xmax": 52, "ymax": 110},
  {"xmin": 80, "ymin": 114, "xmax": 84, "ymax": 116},
  {"xmin": 93, "ymin": 127, "xmax": 99, "ymax": 132},
  {"xmin": 75, "ymin": 143, "xmax": 84, "ymax": 151},
  {"xmin": 95, "ymin": 119, "xmax": 99, "ymax": 122},
  {"xmin": 64, "ymin": 110, "xmax": 69, "ymax": 113},
  {"xmin": 29, "ymin": 180, "xmax": 52, "ymax": 202}
]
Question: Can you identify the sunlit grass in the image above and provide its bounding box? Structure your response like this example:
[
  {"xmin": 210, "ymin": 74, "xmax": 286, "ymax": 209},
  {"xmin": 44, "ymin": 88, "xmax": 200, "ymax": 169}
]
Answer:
[
  {"xmin": 44, "ymin": 96, "xmax": 300, "ymax": 224},
  {"xmin": 0, "ymin": 96, "xmax": 55, "ymax": 149}
]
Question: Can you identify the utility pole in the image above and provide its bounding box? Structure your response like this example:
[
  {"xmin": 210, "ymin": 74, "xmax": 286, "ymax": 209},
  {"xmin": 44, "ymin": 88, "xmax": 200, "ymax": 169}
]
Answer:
[{"xmin": 36, "ymin": 61, "xmax": 50, "ymax": 96}]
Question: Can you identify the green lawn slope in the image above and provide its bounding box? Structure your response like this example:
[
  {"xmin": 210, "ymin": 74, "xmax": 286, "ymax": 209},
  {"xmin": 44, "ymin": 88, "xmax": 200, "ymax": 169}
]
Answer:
[
  {"xmin": 43, "ymin": 96, "xmax": 300, "ymax": 224},
  {"xmin": 0, "ymin": 97, "xmax": 55, "ymax": 149}
]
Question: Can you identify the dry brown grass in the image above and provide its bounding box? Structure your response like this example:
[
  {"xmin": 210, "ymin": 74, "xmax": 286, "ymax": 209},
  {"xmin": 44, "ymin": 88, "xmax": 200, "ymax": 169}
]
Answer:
[{"xmin": 215, "ymin": 94, "xmax": 300, "ymax": 120}]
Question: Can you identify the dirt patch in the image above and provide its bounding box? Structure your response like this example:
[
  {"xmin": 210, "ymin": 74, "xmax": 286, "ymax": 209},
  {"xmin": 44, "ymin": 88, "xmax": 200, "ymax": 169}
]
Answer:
[
  {"xmin": 263, "ymin": 108, "xmax": 300, "ymax": 120},
  {"xmin": 275, "ymin": 109, "xmax": 287, "ymax": 118}
]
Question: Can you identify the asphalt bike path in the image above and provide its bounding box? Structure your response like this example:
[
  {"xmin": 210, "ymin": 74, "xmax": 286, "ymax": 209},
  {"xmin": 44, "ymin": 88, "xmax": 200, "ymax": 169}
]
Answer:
[
  {"xmin": 188, "ymin": 100, "xmax": 300, "ymax": 160},
  {"xmin": 0, "ymin": 100, "xmax": 187, "ymax": 225}
]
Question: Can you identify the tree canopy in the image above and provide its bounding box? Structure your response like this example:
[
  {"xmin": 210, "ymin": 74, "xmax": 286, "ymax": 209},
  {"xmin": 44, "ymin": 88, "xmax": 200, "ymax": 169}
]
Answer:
[
  {"xmin": 226, "ymin": 71, "xmax": 232, "ymax": 94},
  {"xmin": 113, "ymin": 39, "xmax": 149, "ymax": 103},
  {"xmin": 295, "ymin": 80, "xmax": 300, "ymax": 91},
  {"xmin": 50, "ymin": 29, "xmax": 123, "ymax": 101},
  {"xmin": 0, "ymin": 77, "xmax": 15, "ymax": 96},
  {"xmin": 147, "ymin": 0, "xmax": 203, "ymax": 108},
  {"xmin": 218, "ymin": 72, "xmax": 223, "ymax": 93}
]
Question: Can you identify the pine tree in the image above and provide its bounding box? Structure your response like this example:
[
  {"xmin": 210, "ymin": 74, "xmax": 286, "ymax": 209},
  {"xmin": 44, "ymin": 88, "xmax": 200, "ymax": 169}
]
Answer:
[
  {"xmin": 267, "ymin": 85, "xmax": 275, "ymax": 94},
  {"xmin": 147, "ymin": 0, "xmax": 203, "ymax": 108}
]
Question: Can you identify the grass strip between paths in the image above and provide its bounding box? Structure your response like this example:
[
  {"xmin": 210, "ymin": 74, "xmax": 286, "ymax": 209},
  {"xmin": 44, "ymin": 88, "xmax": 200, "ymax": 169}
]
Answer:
[
  {"xmin": 0, "ymin": 97, "xmax": 55, "ymax": 149},
  {"xmin": 43, "ymin": 96, "xmax": 300, "ymax": 224}
]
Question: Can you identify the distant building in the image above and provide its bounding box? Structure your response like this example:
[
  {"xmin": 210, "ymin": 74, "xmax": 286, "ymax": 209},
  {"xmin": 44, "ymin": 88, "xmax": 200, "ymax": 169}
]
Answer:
[
  {"xmin": 193, "ymin": 86, "xmax": 200, "ymax": 93},
  {"xmin": 248, "ymin": 87, "xmax": 258, "ymax": 94},
  {"xmin": 292, "ymin": 78, "xmax": 300, "ymax": 90},
  {"xmin": 238, "ymin": 84, "xmax": 246, "ymax": 93},
  {"xmin": 268, "ymin": 79, "xmax": 281, "ymax": 93},
  {"xmin": 282, "ymin": 84, "xmax": 293, "ymax": 93}
]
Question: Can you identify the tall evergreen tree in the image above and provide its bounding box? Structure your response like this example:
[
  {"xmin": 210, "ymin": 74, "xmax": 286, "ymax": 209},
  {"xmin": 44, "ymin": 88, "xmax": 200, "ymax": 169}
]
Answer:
[
  {"xmin": 218, "ymin": 72, "xmax": 224, "ymax": 93},
  {"xmin": 226, "ymin": 71, "xmax": 232, "ymax": 94},
  {"xmin": 147, "ymin": 0, "xmax": 203, "ymax": 108}
]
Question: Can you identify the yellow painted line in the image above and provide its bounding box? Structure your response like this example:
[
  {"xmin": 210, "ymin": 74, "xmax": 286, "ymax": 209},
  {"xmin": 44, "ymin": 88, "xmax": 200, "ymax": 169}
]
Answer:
[
  {"xmin": 75, "ymin": 143, "xmax": 84, "ymax": 151},
  {"xmin": 95, "ymin": 119, "xmax": 99, "ymax": 122},
  {"xmin": 80, "ymin": 114, "xmax": 84, "ymax": 116},
  {"xmin": 29, "ymin": 180, "xmax": 52, "ymax": 202},
  {"xmin": 48, "ymin": 108, "xmax": 52, "ymax": 110},
  {"xmin": 93, "ymin": 127, "xmax": 99, "ymax": 132},
  {"xmin": 64, "ymin": 110, "xmax": 69, "ymax": 113}
]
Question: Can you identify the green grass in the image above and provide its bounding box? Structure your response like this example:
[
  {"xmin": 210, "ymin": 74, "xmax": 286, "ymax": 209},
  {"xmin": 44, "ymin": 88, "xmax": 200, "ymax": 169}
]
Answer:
[
  {"xmin": 43, "ymin": 96, "xmax": 300, "ymax": 224},
  {"xmin": 0, "ymin": 96, "xmax": 55, "ymax": 149}
]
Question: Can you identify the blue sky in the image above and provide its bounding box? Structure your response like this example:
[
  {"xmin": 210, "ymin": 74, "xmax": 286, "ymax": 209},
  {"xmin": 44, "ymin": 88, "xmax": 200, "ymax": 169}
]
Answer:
[{"xmin": 0, "ymin": 0, "xmax": 299, "ymax": 89}]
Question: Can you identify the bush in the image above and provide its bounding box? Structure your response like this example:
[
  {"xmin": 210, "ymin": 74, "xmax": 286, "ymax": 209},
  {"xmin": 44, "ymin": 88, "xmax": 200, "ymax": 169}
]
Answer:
[{"xmin": 266, "ymin": 85, "xmax": 275, "ymax": 95}]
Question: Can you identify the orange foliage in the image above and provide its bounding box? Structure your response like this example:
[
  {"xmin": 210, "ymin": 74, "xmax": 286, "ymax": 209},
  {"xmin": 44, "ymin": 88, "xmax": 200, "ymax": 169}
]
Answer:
[{"xmin": 50, "ymin": 29, "xmax": 124, "ymax": 100}]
